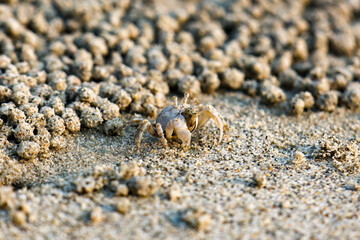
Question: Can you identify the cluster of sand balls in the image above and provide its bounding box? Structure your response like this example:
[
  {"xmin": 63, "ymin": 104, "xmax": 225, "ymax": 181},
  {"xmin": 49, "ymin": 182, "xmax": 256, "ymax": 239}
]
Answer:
[
  {"xmin": 316, "ymin": 136, "xmax": 359, "ymax": 174},
  {"xmin": 74, "ymin": 162, "xmax": 158, "ymax": 198},
  {"xmin": 0, "ymin": 163, "xmax": 158, "ymax": 226},
  {"xmin": 1, "ymin": 0, "xmax": 360, "ymax": 159}
]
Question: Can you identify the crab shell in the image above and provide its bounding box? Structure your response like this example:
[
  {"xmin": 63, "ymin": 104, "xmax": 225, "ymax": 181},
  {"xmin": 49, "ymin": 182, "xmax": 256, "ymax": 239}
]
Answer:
[{"xmin": 155, "ymin": 104, "xmax": 199, "ymax": 147}]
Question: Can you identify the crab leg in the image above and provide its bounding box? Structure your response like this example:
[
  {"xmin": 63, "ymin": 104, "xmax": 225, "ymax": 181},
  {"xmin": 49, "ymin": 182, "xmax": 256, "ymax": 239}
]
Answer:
[
  {"xmin": 119, "ymin": 118, "xmax": 144, "ymax": 130},
  {"xmin": 197, "ymin": 105, "xmax": 229, "ymax": 144},
  {"xmin": 166, "ymin": 118, "xmax": 191, "ymax": 150},
  {"xmin": 155, "ymin": 123, "xmax": 169, "ymax": 149},
  {"xmin": 134, "ymin": 120, "xmax": 151, "ymax": 148},
  {"xmin": 132, "ymin": 119, "xmax": 157, "ymax": 148}
]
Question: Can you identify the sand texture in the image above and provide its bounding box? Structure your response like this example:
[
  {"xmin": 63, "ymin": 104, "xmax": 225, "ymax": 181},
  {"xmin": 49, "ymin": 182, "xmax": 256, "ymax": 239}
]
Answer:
[
  {"xmin": 1, "ymin": 0, "xmax": 360, "ymax": 239},
  {"xmin": 1, "ymin": 93, "xmax": 360, "ymax": 239}
]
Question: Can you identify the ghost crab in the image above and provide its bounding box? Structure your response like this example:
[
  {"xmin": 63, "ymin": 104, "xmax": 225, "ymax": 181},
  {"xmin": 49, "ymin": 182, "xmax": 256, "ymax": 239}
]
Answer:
[{"xmin": 121, "ymin": 93, "xmax": 229, "ymax": 150}]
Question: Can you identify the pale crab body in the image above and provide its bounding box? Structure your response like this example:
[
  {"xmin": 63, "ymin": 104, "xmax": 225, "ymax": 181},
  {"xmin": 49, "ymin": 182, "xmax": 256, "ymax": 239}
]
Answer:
[
  {"xmin": 121, "ymin": 93, "xmax": 229, "ymax": 150},
  {"xmin": 156, "ymin": 105, "xmax": 189, "ymax": 132},
  {"xmin": 155, "ymin": 104, "xmax": 198, "ymax": 147}
]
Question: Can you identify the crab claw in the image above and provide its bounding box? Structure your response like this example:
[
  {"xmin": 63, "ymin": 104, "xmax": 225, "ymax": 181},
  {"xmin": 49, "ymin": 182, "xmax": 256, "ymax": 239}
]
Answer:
[
  {"xmin": 197, "ymin": 105, "xmax": 229, "ymax": 145},
  {"xmin": 166, "ymin": 118, "xmax": 191, "ymax": 150}
]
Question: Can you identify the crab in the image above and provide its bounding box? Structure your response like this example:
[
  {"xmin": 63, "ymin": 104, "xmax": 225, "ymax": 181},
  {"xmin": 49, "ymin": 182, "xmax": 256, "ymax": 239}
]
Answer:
[{"xmin": 120, "ymin": 92, "xmax": 229, "ymax": 150}]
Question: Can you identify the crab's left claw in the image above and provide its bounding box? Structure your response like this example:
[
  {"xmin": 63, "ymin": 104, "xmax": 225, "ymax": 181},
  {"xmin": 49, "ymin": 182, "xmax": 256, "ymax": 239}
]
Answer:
[{"xmin": 197, "ymin": 105, "xmax": 229, "ymax": 145}]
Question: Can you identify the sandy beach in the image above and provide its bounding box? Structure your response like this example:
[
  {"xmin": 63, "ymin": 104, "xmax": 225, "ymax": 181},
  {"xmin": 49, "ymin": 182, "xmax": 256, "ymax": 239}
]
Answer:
[
  {"xmin": 1, "ymin": 0, "xmax": 360, "ymax": 239},
  {"xmin": 1, "ymin": 92, "xmax": 360, "ymax": 239}
]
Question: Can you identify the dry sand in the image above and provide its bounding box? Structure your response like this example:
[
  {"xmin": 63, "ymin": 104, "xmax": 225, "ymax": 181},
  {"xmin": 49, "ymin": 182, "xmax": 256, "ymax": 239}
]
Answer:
[
  {"xmin": 1, "ymin": 0, "xmax": 360, "ymax": 239},
  {"xmin": 1, "ymin": 92, "xmax": 360, "ymax": 239}
]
